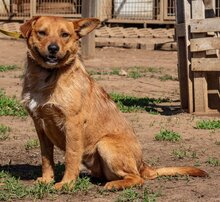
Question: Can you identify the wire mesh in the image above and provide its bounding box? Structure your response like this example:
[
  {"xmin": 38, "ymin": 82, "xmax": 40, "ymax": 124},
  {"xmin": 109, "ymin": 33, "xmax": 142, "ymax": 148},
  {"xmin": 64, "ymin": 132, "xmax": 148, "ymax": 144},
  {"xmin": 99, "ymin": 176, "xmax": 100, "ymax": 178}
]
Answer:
[
  {"xmin": 113, "ymin": 0, "xmax": 156, "ymax": 20},
  {"xmin": 0, "ymin": 0, "xmax": 82, "ymax": 19},
  {"xmin": 0, "ymin": 0, "xmax": 178, "ymax": 22},
  {"xmin": 0, "ymin": 0, "xmax": 31, "ymax": 19},
  {"xmin": 36, "ymin": 0, "xmax": 81, "ymax": 15}
]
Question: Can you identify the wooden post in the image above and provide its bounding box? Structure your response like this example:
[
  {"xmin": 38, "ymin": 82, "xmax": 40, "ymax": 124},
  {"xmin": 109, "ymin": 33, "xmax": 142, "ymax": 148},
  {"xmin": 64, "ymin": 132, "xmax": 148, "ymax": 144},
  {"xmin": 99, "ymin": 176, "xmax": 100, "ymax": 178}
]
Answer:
[
  {"xmin": 160, "ymin": 0, "xmax": 164, "ymax": 22},
  {"xmin": 81, "ymin": 0, "xmax": 97, "ymax": 59},
  {"xmin": 191, "ymin": 0, "xmax": 209, "ymax": 113},
  {"xmin": 176, "ymin": 0, "xmax": 193, "ymax": 112}
]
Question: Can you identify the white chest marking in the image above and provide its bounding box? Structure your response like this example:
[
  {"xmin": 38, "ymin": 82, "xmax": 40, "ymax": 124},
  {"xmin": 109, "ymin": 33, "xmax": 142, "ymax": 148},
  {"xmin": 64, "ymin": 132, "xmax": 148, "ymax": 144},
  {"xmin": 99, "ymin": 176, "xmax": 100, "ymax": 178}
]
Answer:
[{"xmin": 29, "ymin": 98, "xmax": 38, "ymax": 111}]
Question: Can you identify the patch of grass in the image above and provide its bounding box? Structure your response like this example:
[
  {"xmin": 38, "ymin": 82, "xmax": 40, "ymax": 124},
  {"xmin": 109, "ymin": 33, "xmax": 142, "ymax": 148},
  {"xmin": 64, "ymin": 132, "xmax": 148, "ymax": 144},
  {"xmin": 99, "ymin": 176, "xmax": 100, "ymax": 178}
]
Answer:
[
  {"xmin": 73, "ymin": 177, "xmax": 93, "ymax": 192},
  {"xmin": 60, "ymin": 177, "xmax": 93, "ymax": 194},
  {"xmin": 25, "ymin": 139, "xmax": 40, "ymax": 150},
  {"xmin": 0, "ymin": 171, "xmax": 28, "ymax": 201},
  {"xmin": 145, "ymin": 67, "xmax": 162, "ymax": 74},
  {"xmin": 206, "ymin": 157, "xmax": 220, "ymax": 167},
  {"xmin": 116, "ymin": 187, "xmax": 159, "ymax": 202},
  {"xmin": 110, "ymin": 68, "xmax": 120, "ymax": 75},
  {"xmin": 195, "ymin": 120, "xmax": 220, "ymax": 130},
  {"xmin": 0, "ymin": 170, "xmax": 94, "ymax": 201},
  {"xmin": 159, "ymin": 74, "xmax": 178, "ymax": 81},
  {"xmin": 128, "ymin": 69, "xmax": 142, "ymax": 79},
  {"xmin": 0, "ymin": 124, "xmax": 11, "ymax": 141},
  {"xmin": 155, "ymin": 129, "xmax": 181, "ymax": 142},
  {"xmin": 0, "ymin": 90, "xmax": 27, "ymax": 117},
  {"xmin": 215, "ymin": 140, "xmax": 220, "ymax": 145},
  {"xmin": 88, "ymin": 68, "xmax": 120, "ymax": 76},
  {"xmin": 27, "ymin": 182, "xmax": 56, "ymax": 199},
  {"xmin": 116, "ymin": 188, "xmax": 140, "ymax": 202},
  {"xmin": 0, "ymin": 171, "xmax": 56, "ymax": 201},
  {"xmin": 172, "ymin": 147, "xmax": 197, "ymax": 159},
  {"xmin": 0, "ymin": 65, "xmax": 17, "ymax": 72},
  {"xmin": 194, "ymin": 160, "xmax": 201, "ymax": 167},
  {"xmin": 110, "ymin": 93, "xmax": 170, "ymax": 113}
]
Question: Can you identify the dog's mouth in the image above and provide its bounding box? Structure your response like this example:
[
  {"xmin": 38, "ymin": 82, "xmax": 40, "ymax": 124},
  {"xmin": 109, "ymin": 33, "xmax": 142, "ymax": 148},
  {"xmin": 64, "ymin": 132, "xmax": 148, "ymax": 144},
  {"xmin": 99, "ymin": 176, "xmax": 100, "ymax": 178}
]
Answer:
[
  {"xmin": 46, "ymin": 54, "xmax": 58, "ymax": 65},
  {"xmin": 34, "ymin": 47, "xmax": 70, "ymax": 67}
]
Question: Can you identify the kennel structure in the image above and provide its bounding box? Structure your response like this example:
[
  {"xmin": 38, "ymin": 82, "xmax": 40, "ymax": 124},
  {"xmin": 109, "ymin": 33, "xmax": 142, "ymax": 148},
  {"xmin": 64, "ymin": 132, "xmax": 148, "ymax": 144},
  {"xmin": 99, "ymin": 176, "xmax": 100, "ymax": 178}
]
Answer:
[
  {"xmin": 176, "ymin": 0, "xmax": 220, "ymax": 114},
  {"xmin": 0, "ymin": 0, "xmax": 176, "ymax": 24}
]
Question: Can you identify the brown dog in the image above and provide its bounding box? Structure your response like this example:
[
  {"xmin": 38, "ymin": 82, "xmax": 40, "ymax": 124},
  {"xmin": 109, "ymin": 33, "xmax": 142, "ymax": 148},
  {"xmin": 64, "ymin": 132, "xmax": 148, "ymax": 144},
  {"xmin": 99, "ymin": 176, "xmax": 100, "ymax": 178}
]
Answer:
[{"xmin": 20, "ymin": 16, "xmax": 207, "ymax": 190}]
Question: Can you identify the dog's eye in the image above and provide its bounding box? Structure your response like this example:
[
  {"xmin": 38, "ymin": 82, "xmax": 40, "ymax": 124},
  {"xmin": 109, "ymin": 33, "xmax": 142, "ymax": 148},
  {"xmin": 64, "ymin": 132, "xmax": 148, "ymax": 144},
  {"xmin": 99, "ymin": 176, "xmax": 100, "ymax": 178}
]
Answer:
[
  {"xmin": 37, "ymin": 31, "xmax": 46, "ymax": 37},
  {"xmin": 61, "ymin": 32, "xmax": 70, "ymax": 38}
]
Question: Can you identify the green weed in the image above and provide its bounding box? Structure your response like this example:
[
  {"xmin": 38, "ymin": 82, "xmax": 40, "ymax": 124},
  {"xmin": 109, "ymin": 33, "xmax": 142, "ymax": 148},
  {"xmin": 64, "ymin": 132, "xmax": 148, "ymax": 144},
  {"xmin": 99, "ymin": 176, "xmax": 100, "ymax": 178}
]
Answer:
[
  {"xmin": 215, "ymin": 140, "xmax": 220, "ymax": 145},
  {"xmin": 145, "ymin": 67, "xmax": 162, "ymax": 74},
  {"xmin": 116, "ymin": 187, "xmax": 159, "ymax": 202},
  {"xmin": 159, "ymin": 74, "xmax": 178, "ymax": 81},
  {"xmin": 172, "ymin": 147, "xmax": 197, "ymax": 159},
  {"xmin": 25, "ymin": 139, "xmax": 40, "ymax": 150},
  {"xmin": 0, "ymin": 90, "xmax": 27, "ymax": 117},
  {"xmin": 0, "ymin": 65, "xmax": 17, "ymax": 72},
  {"xmin": 116, "ymin": 188, "xmax": 140, "ymax": 202},
  {"xmin": 128, "ymin": 70, "xmax": 142, "ymax": 79},
  {"xmin": 61, "ymin": 177, "xmax": 93, "ymax": 194},
  {"xmin": 206, "ymin": 157, "xmax": 220, "ymax": 167},
  {"xmin": 88, "ymin": 68, "xmax": 120, "ymax": 76},
  {"xmin": 155, "ymin": 129, "xmax": 181, "ymax": 142},
  {"xmin": 0, "ymin": 124, "xmax": 10, "ymax": 141},
  {"xmin": 110, "ymin": 68, "xmax": 120, "ymax": 75},
  {"xmin": 27, "ymin": 182, "xmax": 56, "ymax": 199},
  {"xmin": 0, "ymin": 170, "xmax": 94, "ymax": 201},
  {"xmin": 73, "ymin": 177, "xmax": 93, "ymax": 192},
  {"xmin": 0, "ymin": 171, "xmax": 27, "ymax": 201},
  {"xmin": 195, "ymin": 120, "xmax": 220, "ymax": 130}
]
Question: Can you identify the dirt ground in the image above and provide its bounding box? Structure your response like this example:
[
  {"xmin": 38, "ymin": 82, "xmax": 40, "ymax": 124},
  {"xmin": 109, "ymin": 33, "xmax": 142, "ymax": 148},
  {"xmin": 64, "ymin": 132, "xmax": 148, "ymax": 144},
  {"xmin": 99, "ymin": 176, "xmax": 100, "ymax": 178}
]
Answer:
[{"xmin": 0, "ymin": 39, "xmax": 220, "ymax": 202}]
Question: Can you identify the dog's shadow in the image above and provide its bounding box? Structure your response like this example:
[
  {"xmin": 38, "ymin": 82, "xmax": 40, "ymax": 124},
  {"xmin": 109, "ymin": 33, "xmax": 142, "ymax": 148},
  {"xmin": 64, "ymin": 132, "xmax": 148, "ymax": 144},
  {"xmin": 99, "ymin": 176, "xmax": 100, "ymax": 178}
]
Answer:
[{"xmin": 0, "ymin": 164, "xmax": 105, "ymax": 185}]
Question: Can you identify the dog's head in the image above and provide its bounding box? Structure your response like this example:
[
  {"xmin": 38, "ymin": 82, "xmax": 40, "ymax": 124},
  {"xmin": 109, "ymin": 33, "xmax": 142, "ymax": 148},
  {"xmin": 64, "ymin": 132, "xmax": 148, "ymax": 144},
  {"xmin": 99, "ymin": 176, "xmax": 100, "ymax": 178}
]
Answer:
[{"xmin": 20, "ymin": 16, "xmax": 100, "ymax": 68}]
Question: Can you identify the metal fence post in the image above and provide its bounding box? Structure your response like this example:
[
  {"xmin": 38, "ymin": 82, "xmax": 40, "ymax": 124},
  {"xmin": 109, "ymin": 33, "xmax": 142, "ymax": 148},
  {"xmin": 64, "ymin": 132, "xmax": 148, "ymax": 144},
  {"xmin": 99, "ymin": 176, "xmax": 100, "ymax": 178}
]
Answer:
[{"xmin": 81, "ymin": 0, "xmax": 97, "ymax": 59}]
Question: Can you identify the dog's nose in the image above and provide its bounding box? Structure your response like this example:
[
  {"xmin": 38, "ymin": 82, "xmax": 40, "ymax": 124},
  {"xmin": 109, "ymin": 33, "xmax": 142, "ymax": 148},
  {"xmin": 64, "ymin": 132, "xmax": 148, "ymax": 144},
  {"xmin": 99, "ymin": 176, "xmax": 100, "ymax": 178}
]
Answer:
[{"xmin": 48, "ymin": 44, "xmax": 60, "ymax": 54}]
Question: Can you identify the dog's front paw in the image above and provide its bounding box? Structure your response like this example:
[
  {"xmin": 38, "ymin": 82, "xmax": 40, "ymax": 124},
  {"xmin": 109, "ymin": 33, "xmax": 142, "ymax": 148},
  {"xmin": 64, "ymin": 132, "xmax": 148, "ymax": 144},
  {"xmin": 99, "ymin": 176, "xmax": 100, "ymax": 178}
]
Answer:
[
  {"xmin": 36, "ymin": 176, "xmax": 54, "ymax": 184},
  {"xmin": 104, "ymin": 181, "xmax": 121, "ymax": 190},
  {"xmin": 54, "ymin": 181, "xmax": 75, "ymax": 190}
]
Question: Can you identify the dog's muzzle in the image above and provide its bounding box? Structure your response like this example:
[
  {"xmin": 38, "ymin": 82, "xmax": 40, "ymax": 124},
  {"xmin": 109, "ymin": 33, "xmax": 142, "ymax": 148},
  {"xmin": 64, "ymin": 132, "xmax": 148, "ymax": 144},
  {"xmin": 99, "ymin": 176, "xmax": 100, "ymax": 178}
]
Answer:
[{"xmin": 46, "ymin": 43, "xmax": 60, "ymax": 65}]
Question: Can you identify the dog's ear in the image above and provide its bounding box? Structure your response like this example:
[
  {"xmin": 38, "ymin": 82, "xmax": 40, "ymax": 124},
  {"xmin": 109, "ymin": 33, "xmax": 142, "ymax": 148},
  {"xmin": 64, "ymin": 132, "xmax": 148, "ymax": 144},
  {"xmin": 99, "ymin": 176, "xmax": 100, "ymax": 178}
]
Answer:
[
  {"xmin": 20, "ymin": 16, "xmax": 40, "ymax": 38},
  {"xmin": 73, "ymin": 18, "xmax": 100, "ymax": 38}
]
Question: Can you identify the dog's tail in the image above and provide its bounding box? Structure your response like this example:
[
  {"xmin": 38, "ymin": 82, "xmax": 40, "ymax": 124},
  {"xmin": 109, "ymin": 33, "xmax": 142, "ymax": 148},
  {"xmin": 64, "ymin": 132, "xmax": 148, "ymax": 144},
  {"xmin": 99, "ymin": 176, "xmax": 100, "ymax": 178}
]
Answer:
[{"xmin": 140, "ymin": 164, "xmax": 208, "ymax": 180}]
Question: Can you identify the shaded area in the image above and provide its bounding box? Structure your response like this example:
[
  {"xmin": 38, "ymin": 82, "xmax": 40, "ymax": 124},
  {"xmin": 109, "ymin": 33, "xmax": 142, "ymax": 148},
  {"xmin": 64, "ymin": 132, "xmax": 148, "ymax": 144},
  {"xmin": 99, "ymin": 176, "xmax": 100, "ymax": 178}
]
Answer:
[
  {"xmin": 110, "ymin": 93, "xmax": 182, "ymax": 115},
  {"xmin": 0, "ymin": 164, "xmax": 105, "ymax": 185}
]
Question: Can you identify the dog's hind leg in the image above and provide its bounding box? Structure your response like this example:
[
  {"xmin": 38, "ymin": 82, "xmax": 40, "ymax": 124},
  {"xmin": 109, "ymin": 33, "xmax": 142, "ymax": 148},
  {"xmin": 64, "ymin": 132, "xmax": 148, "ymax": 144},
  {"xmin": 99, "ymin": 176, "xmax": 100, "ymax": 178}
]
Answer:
[
  {"xmin": 97, "ymin": 135, "xmax": 144, "ymax": 190},
  {"xmin": 104, "ymin": 174, "xmax": 144, "ymax": 190}
]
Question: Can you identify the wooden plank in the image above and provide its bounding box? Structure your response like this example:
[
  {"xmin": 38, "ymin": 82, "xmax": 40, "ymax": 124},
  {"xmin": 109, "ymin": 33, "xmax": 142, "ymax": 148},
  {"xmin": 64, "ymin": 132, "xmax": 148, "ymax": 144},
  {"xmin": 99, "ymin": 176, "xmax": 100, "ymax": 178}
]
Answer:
[
  {"xmin": 191, "ymin": 18, "xmax": 220, "ymax": 33},
  {"xmin": 81, "ymin": 0, "xmax": 96, "ymax": 59},
  {"xmin": 192, "ymin": 0, "xmax": 208, "ymax": 113},
  {"xmin": 192, "ymin": 58, "xmax": 220, "ymax": 71},
  {"xmin": 190, "ymin": 37, "xmax": 220, "ymax": 52}
]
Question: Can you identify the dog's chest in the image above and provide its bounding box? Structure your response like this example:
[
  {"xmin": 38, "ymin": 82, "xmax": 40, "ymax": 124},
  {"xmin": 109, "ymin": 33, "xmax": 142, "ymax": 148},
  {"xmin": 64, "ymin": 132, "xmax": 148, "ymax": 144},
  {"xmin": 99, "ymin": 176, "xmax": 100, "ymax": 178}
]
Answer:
[{"xmin": 23, "ymin": 91, "xmax": 66, "ymax": 149}]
